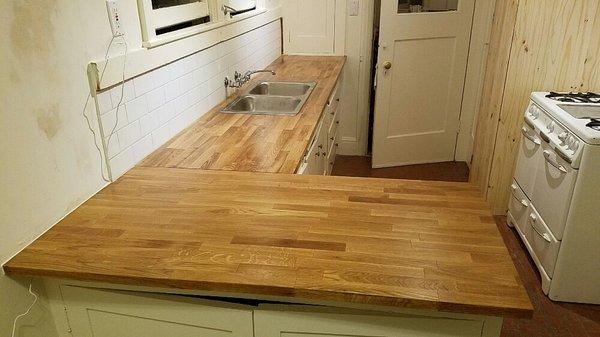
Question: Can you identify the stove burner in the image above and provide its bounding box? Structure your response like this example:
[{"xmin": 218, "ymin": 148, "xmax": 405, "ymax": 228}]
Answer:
[
  {"xmin": 546, "ymin": 92, "xmax": 600, "ymax": 104},
  {"xmin": 587, "ymin": 119, "xmax": 600, "ymax": 131}
]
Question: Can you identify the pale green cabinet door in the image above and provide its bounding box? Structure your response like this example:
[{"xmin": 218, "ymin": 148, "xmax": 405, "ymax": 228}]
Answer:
[
  {"xmin": 61, "ymin": 286, "xmax": 254, "ymax": 337},
  {"xmin": 254, "ymin": 309, "xmax": 486, "ymax": 337}
]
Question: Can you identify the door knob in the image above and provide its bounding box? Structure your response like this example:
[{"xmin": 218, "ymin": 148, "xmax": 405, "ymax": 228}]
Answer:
[{"xmin": 383, "ymin": 61, "xmax": 392, "ymax": 70}]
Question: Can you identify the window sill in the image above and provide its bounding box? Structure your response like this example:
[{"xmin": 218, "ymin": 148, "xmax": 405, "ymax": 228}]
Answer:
[{"xmin": 142, "ymin": 8, "xmax": 268, "ymax": 49}]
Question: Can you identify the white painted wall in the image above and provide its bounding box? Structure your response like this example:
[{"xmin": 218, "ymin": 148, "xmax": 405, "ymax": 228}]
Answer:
[
  {"xmin": 97, "ymin": 21, "xmax": 282, "ymax": 179},
  {"xmin": 0, "ymin": 0, "xmax": 281, "ymax": 336}
]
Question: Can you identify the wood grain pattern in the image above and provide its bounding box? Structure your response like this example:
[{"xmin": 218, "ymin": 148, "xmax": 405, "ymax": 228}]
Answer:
[
  {"xmin": 139, "ymin": 55, "xmax": 346, "ymax": 174},
  {"xmin": 471, "ymin": 0, "xmax": 600, "ymax": 214},
  {"xmin": 469, "ymin": 0, "xmax": 519, "ymax": 199},
  {"xmin": 4, "ymin": 167, "xmax": 532, "ymax": 318}
]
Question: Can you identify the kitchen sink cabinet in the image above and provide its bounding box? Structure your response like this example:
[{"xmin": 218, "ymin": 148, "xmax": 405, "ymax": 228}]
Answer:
[
  {"xmin": 48, "ymin": 282, "xmax": 503, "ymax": 337},
  {"xmin": 298, "ymin": 79, "xmax": 341, "ymax": 175}
]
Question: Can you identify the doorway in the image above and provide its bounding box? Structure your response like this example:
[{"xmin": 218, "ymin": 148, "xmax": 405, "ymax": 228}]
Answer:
[{"xmin": 370, "ymin": 0, "xmax": 476, "ymax": 168}]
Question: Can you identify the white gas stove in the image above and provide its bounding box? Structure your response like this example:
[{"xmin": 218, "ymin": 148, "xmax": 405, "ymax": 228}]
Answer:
[{"xmin": 508, "ymin": 92, "xmax": 600, "ymax": 305}]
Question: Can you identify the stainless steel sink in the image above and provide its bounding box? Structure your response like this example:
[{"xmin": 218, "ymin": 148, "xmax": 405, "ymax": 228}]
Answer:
[
  {"xmin": 222, "ymin": 81, "xmax": 316, "ymax": 116},
  {"xmin": 249, "ymin": 82, "xmax": 314, "ymax": 96},
  {"xmin": 223, "ymin": 95, "xmax": 302, "ymax": 115}
]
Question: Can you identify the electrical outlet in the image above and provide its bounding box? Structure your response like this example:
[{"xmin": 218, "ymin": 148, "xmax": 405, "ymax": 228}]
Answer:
[{"xmin": 106, "ymin": 0, "xmax": 124, "ymax": 37}]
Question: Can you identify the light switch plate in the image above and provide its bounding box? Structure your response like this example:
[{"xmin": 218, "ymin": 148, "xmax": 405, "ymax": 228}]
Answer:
[
  {"xmin": 349, "ymin": 0, "xmax": 360, "ymax": 16},
  {"xmin": 106, "ymin": 0, "xmax": 124, "ymax": 37}
]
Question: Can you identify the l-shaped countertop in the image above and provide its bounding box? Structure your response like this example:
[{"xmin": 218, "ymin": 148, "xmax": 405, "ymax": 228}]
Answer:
[
  {"xmin": 3, "ymin": 55, "xmax": 533, "ymax": 319},
  {"xmin": 139, "ymin": 55, "xmax": 346, "ymax": 174}
]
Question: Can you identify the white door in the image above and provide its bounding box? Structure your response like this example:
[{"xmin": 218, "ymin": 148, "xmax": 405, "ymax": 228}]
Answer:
[
  {"xmin": 372, "ymin": 0, "xmax": 476, "ymax": 167},
  {"xmin": 60, "ymin": 285, "xmax": 254, "ymax": 337},
  {"xmin": 284, "ymin": 0, "xmax": 336, "ymax": 54}
]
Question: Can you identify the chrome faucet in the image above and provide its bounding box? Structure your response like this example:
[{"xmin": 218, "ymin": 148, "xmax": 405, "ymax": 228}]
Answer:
[
  {"xmin": 224, "ymin": 69, "xmax": 276, "ymax": 89},
  {"xmin": 222, "ymin": 5, "xmax": 238, "ymax": 15}
]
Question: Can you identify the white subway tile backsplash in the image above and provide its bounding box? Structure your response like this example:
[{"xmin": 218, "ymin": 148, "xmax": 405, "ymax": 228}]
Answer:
[
  {"xmin": 139, "ymin": 109, "xmax": 159, "ymax": 136},
  {"xmin": 97, "ymin": 20, "xmax": 282, "ymax": 180},
  {"xmin": 125, "ymin": 96, "xmax": 148, "ymax": 121},
  {"xmin": 133, "ymin": 72, "xmax": 155, "ymax": 96},
  {"xmin": 100, "ymin": 107, "xmax": 128, "ymax": 135},
  {"xmin": 153, "ymin": 66, "xmax": 171, "ymax": 88},
  {"xmin": 156, "ymin": 102, "xmax": 176, "ymax": 125},
  {"xmin": 110, "ymin": 81, "xmax": 135, "ymax": 107},
  {"xmin": 146, "ymin": 87, "xmax": 166, "ymax": 112},
  {"xmin": 117, "ymin": 121, "xmax": 142, "ymax": 149},
  {"xmin": 110, "ymin": 147, "xmax": 135, "ymax": 179},
  {"xmin": 132, "ymin": 135, "xmax": 155, "ymax": 162},
  {"xmin": 178, "ymin": 72, "xmax": 195, "ymax": 94},
  {"xmin": 164, "ymin": 81, "xmax": 180, "ymax": 102},
  {"xmin": 152, "ymin": 123, "xmax": 173, "ymax": 148},
  {"xmin": 105, "ymin": 134, "xmax": 120, "ymax": 159},
  {"xmin": 96, "ymin": 91, "xmax": 113, "ymax": 115},
  {"xmin": 172, "ymin": 94, "xmax": 188, "ymax": 116}
]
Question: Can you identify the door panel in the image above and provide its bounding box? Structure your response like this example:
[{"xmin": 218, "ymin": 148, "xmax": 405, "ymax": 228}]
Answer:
[
  {"xmin": 373, "ymin": 0, "xmax": 476, "ymax": 167},
  {"xmin": 61, "ymin": 286, "xmax": 254, "ymax": 337}
]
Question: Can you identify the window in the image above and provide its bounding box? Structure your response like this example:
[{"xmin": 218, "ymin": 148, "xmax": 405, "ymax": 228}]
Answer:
[
  {"xmin": 138, "ymin": 0, "xmax": 262, "ymax": 46},
  {"xmin": 138, "ymin": 0, "xmax": 218, "ymax": 43}
]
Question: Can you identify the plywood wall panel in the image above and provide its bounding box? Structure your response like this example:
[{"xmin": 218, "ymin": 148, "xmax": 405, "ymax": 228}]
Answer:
[
  {"xmin": 472, "ymin": 0, "xmax": 600, "ymax": 214},
  {"xmin": 469, "ymin": 0, "xmax": 519, "ymax": 197}
]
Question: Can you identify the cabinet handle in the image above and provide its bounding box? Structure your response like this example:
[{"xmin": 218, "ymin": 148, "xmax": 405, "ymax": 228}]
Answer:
[
  {"xmin": 529, "ymin": 214, "xmax": 552, "ymax": 243},
  {"xmin": 336, "ymin": 121, "xmax": 340, "ymax": 125},
  {"xmin": 315, "ymin": 152, "xmax": 320, "ymax": 157},
  {"xmin": 521, "ymin": 127, "xmax": 541, "ymax": 145},
  {"xmin": 543, "ymin": 150, "xmax": 567, "ymax": 173},
  {"xmin": 510, "ymin": 184, "xmax": 529, "ymax": 207},
  {"xmin": 330, "ymin": 137, "xmax": 334, "ymax": 141}
]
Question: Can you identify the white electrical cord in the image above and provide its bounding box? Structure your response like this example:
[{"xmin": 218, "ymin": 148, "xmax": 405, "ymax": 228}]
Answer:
[
  {"xmin": 105, "ymin": 36, "xmax": 129, "ymax": 152},
  {"xmin": 11, "ymin": 283, "xmax": 39, "ymax": 337},
  {"xmin": 81, "ymin": 34, "xmax": 128, "ymax": 183}
]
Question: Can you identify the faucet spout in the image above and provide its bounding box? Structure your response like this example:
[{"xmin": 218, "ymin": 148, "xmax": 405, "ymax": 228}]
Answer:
[{"xmin": 245, "ymin": 69, "xmax": 277, "ymax": 77}]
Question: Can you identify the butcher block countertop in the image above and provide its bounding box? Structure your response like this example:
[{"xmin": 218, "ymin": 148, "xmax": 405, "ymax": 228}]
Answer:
[
  {"xmin": 139, "ymin": 55, "xmax": 346, "ymax": 174},
  {"xmin": 4, "ymin": 168, "xmax": 533, "ymax": 318}
]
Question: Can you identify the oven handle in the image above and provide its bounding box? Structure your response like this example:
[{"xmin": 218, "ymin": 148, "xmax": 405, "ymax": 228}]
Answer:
[
  {"xmin": 521, "ymin": 127, "xmax": 541, "ymax": 145},
  {"xmin": 529, "ymin": 214, "xmax": 552, "ymax": 243},
  {"xmin": 543, "ymin": 150, "xmax": 568, "ymax": 173},
  {"xmin": 510, "ymin": 184, "xmax": 529, "ymax": 207}
]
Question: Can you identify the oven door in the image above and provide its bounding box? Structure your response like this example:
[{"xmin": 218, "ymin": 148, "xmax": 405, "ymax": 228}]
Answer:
[
  {"xmin": 514, "ymin": 121, "xmax": 542, "ymax": 197},
  {"xmin": 531, "ymin": 141, "xmax": 578, "ymax": 240}
]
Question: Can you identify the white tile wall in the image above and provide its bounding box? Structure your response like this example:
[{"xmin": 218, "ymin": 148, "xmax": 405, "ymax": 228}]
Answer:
[{"xmin": 95, "ymin": 20, "xmax": 282, "ymax": 180}]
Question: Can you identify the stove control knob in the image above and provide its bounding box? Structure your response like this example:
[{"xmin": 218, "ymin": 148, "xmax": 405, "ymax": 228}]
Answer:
[
  {"xmin": 558, "ymin": 132, "xmax": 568, "ymax": 143},
  {"xmin": 547, "ymin": 121, "xmax": 555, "ymax": 133}
]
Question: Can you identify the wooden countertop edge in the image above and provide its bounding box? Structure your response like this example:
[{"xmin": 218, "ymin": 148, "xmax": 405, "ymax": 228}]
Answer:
[{"xmin": 4, "ymin": 266, "xmax": 533, "ymax": 319}]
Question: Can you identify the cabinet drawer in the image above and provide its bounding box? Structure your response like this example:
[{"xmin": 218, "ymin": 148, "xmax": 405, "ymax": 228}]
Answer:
[
  {"xmin": 508, "ymin": 180, "xmax": 530, "ymax": 234},
  {"xmin": 326, "ymin": 131, "xmax": 339, "ymax": 175},
  {"xmin": 526, "ymin": 205, "xmax": 561, "ymax": 278}
]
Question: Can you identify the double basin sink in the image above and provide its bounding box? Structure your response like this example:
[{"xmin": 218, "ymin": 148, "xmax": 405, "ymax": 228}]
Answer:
[{"xmin": 222, "ymin": 81, "xmax": 316, "ymax": 116}]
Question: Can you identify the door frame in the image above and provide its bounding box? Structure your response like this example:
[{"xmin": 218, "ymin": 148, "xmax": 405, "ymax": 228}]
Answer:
[{"xmin": 355, "ymin": 0, "xmax": 496, "ymax": 162}]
